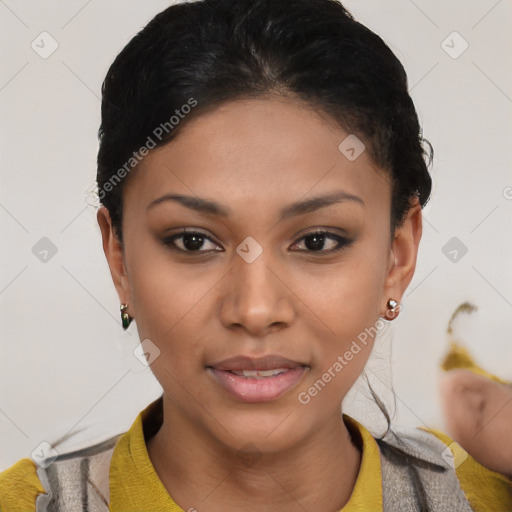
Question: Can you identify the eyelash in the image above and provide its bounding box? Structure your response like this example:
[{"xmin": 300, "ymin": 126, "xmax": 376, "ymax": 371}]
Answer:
[{"xmin": 162, "ymin": 228, "xmax": 352, "ymax": 255}]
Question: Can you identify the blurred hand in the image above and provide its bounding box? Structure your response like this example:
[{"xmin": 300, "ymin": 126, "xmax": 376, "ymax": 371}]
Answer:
[{"xmin": 439, "ymin": 369, "xmax": 512, "ymax": 478}]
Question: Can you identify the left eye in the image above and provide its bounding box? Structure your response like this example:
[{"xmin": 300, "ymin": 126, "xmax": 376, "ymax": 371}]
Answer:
[{"xmin": 290, "ymin": 230, "xmax": 351, "ymax": 253}]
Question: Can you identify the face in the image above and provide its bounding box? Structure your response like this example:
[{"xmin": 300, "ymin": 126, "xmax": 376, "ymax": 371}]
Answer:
[{"xmin": 98, "ymin": 96, "xmax": 421, "ymax": 454}]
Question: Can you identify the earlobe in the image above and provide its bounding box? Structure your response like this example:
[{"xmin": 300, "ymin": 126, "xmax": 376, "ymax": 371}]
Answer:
[
  {"xmin": 96, "ymin": 206, "xmax": 130, "ymax": 306},
  {"xmin": 382, "ymin": 199, "xmax": 423, "ymax": 311}
]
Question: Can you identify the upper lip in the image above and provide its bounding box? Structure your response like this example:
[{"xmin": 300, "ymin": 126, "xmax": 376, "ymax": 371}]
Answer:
[{"xmin": 208, "ymin": 355, "xmax": 308, "ymax": 371}]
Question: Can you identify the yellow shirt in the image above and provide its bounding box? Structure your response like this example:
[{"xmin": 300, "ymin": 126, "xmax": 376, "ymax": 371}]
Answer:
[{"xmin": 1, "ymin": 396, "xmax": 511, "ymax": 511}]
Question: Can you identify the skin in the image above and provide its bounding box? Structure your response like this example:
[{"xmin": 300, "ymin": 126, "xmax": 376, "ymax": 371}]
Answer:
[
  {"xmin": 440, "ymin": 369, "xmax": 512, "ymax": 478},
  {"xmin": 97, "ymin": 95, "xmax": 422, "ymax": 511}
]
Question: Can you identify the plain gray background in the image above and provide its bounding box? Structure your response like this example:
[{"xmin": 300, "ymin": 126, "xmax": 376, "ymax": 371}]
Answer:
[{"xmin": 1, "ymin": 0, "xmax": 511, "ymax": 471}]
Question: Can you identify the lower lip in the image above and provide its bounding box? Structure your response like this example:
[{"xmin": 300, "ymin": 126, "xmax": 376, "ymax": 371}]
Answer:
[{"xmin": 207, "ymin": 367, "xmax": 308, "ymax": 402}]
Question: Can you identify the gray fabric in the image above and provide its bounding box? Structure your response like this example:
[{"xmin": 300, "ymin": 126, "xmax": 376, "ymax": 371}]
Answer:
[
  {"xmin": 34, "ymin": 425, "xmax": 474, "ymax": 511},
  {"xmin": 35, "ymin": 435, "xmax": 120, "ymax": 512},
  {"xmin": 378, "ymin": 425, "xmax": 474, "ymax": 511}
]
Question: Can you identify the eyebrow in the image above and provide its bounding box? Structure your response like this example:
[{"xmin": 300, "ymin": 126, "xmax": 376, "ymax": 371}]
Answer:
[{"xmin": 146, "ymin": 190, "xmax": 364, "ymax": 221}]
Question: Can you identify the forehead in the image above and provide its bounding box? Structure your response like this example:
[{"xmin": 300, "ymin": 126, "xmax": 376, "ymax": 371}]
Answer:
[{"xmin": 123, "ymin": 96, "xmax": 391, "ymax": 219}]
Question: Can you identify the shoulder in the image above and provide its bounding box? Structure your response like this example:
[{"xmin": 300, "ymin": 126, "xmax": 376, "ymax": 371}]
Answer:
[
  {"xmin": 0, "ymin": 434, "xmax": 122, "ymax": 512},
  {"xmin": 416, "ymin": 426, "xmax": 512, "ymax": 511},
  {"xmin": 0, "ymin": 457, "xmax": 45, "ymax": 512},
  {"xmin": 376, "ymin": 424, "xmax": 512, "ymax": 511}
]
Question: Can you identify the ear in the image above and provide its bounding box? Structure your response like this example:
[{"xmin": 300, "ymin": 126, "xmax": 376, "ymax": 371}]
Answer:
[
  {"xmin": 97, "ymin": 206, "xmax": 132, "ymax": 314},
  {"xmin": 382, "ymin": 198, "xmax": 423, "ymax": 312}
]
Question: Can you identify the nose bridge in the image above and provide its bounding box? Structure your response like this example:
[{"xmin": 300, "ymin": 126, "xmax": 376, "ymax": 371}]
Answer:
[
  {"xmin": 234, "ymin": 238, "xmax": 278, "ymax": 307},
  {"xmin": 222, "ymin": 237, "xmax": 294, "ymax": 333}
]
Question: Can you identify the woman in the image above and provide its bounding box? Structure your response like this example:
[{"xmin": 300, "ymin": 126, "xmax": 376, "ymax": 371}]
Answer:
[{"xmin": 1, "ymin": 0, "xmax": 511, "ymax": 510}]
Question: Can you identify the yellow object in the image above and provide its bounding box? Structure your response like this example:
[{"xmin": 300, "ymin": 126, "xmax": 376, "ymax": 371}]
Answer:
[
  {"xmin": 0, "ymin": 458, "xmax": 45, "ymax": 511},
  {"xmin": 440, "ymin": 302, "xmax": 512, "ymax": 386},
  {"xmin": 1, "ymin": 397, "xmax": 511, "ymax": 511}
]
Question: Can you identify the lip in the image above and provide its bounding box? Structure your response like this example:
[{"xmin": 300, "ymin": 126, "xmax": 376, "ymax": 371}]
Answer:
[
  {"xmin": 206, "ymin": 354, "xmax": 309, "ymax": 403},
  {"xmin": 207, "ymin": 367, "xmax": 308, "ymax": 402}
]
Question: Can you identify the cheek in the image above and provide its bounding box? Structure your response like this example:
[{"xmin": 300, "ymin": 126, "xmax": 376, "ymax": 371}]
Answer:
[
  {"xmin": 126, "ymin": 245, "xmax": 216, "ymax": 365},
  {"xmin": 308, "ymin": 239, "xmax": 390, "ymax": 388},
  {"xmin": 318, "ymin": 241, "xmax": 389, "ymax": 328}
]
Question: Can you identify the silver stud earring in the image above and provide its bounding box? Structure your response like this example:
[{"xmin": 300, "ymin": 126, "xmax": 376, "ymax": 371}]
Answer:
[{"xmin": 384, "ymin": 298, "xmax": 401, "ymax": 320}]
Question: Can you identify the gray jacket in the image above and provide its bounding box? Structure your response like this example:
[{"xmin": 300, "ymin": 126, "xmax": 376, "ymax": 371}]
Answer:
[{"xmin": 34, "ymin": 425, "xmax": 474, "ymax": 511}]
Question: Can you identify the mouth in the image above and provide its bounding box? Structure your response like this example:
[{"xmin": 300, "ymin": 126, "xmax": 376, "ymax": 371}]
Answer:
[
  {"xmin": 206, "ymin": 354, "xmax": 310, "ymax": 402},
  {"xmin": 223, "ymin": 368, "xmax": 293, "ymax": 378}
]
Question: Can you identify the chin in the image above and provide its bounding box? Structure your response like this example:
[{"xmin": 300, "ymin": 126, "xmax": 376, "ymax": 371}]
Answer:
[{"xmin": 207, "ymin": 406, "xmax": 309, "ymax": 455}]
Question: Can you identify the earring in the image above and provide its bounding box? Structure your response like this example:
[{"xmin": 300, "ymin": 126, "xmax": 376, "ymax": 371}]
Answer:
[
  {"xmin": 120, "ymin": 304, "xmax": 133, "ymax": 330},
  {"xmin": 384, "ymin": 298, "xmax": 401, "ymax": 320}
]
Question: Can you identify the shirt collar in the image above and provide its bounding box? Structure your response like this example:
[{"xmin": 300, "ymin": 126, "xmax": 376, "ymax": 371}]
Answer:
[{"xmin": 109, "ymin": 395, "xmax": 383, "ymax": 511}]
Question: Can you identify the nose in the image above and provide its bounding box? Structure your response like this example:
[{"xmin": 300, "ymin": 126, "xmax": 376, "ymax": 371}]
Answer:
[{"xmin": 219, "ymin": 247, "xmax": 296, "ymax": 337}]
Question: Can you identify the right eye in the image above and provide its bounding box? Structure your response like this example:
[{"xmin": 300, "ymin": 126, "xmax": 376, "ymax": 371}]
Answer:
[{"xmin": 162, "ymin": 229, "xmax": 223, "ymax": 254}]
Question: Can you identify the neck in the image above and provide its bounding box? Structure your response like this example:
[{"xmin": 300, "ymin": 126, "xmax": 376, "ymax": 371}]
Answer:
[{"xmin": 147, "ymin": 397, "xmax": 362, "ymax": 512}]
